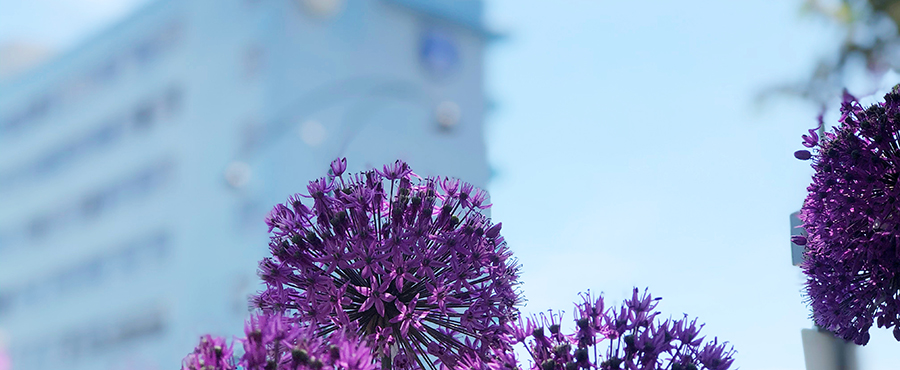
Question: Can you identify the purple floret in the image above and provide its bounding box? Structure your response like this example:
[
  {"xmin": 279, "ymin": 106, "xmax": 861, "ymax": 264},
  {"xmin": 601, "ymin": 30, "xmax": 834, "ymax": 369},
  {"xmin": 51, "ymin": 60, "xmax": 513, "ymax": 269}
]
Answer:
[{"xmin": 182, "ymin": 335, "xmax": 236, "ymax": 370}]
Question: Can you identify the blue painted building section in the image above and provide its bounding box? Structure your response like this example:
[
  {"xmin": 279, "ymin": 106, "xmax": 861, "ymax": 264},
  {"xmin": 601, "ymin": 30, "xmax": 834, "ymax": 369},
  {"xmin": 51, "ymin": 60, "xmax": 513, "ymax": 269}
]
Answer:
[{"xmin": 0, "ymin": 1, "xmax": 489, "ymax": 369}]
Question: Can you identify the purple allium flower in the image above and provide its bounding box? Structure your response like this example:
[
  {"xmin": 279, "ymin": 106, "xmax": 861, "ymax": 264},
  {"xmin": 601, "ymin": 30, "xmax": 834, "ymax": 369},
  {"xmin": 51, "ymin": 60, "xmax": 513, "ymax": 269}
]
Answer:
[
  {"xmin": 183, "ymin": 313, "xmax": 378, "ymax": 370},
  {"xmin": 512, "ymin": 288, "xmax": 735, "ymax": 370},
  {"xmin": 255, "ymin": 159, "xmax": 523, "ymax": 370},
  {"xmin": 331, "ymin": 158, "xmax": 348, "ymax": 178},
  {"xmin": 796, "ymin": 88, "xmax": 900, "ymax": 344},
  {"xmin": 182, "ymin": 335, "xmax": 237, "ymax": 370}
]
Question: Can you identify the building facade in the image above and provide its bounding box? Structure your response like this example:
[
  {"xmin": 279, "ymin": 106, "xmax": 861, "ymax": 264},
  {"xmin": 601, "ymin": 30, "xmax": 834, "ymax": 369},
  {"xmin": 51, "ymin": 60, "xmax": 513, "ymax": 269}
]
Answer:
[{"xmin": 0, "ymin": 0, "xmax": 490, "ymax": 368}]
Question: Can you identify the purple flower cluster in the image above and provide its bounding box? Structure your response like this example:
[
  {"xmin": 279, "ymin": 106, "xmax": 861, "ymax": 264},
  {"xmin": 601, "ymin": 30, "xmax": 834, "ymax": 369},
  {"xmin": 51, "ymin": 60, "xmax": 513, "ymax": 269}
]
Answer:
[
  {"xmin": 254, "ymin": 159, "xmax": 522, "ymax": 370},
  {"xmin": 512, "ymin": 288, "xmax": 734, "ymax": 370},
  {"xmin": 184, "ymin": 159, "xmax": 735, "ymax": 370},
  {"xmin": 182, "ymin": 313, "xmax": 377, "ymax": 370},
  {"xmin": 795, "ymin": 88, "xmax": 900, "ymax": 344}
]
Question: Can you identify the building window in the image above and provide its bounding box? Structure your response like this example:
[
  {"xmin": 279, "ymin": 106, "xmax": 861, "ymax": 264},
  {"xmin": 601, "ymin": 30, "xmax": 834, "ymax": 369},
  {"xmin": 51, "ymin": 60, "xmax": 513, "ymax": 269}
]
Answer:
[
  {"xmin": 0, "ymin": 232, "xmax": 169, "ymax": 318},
  {"xmin": 0, "ymin": 85, "xmax": 181, "ymax": 193},
  {"xmin": 27, "ymin": 215, "xmax": 52, "ymax": 241},
  {"xmin": 11, "ymin": 160, "xmax": 173, "ymax": 246},
  {"xmin": 239, "ymin": 119, "xmax": 264, "ymax": 154},
  {"xmin": 89, "ymin": 119, "xmax": 125, "ymax": 148},
  {"xmin": 164, "ymin": 85, "xmax": 183, "ymax": 117},
  {"xmin": 0, "ymin": 292, "xmax": 12, "ymax": 315},
  {"xmin": 242, "ymin": 44, "xmax": 265, "ymax": 79},
  {"xmin": 134, "ymin": 41, "xmax": 159, "ymax": 67},
  {"xmin": 90, "ymin": 59, "xmax": 118, "ymax": 84},
  {"xmin": 80, "ymin": 192, "xmax": 107, "ymax": 219},
  {"xmin": 0, "ymin": 20, "xmax": 184, "ymax": 141},
  {"xmin": 133, "ymin": 103, "xmax": 155, "ymax": 130},
  {"xmin": 12, "ymin": 305, "xmax": 166, "ymax": 366},
  {"xmin": 25, "ymin": 96, "xmax": 53, "ymax": 124}
]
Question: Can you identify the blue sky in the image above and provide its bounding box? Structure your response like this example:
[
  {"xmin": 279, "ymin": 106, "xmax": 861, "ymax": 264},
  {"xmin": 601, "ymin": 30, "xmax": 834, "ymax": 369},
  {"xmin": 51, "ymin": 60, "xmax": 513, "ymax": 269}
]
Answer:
[
  {"xmin": 484, "ymin": 1, "xmax": 899, "ymax": 370},
  {"xmin": 3, "ymin": 0, "xmax": 900, "ymax": 369}
]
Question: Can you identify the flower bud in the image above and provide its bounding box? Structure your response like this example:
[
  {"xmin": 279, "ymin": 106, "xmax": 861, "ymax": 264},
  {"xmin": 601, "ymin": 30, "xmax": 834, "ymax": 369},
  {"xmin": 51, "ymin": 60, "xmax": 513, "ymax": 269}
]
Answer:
[
  {"xmin": 549, "ymin": 324, "xmax": 561, "ymax": 334},
  {"xmin": 292, "ymin": 348, "xmax": 310, "ymax": 364},
  {"xmin": 574, "ymin": 348, "xmax": 588, "ymax": 363},
  {"xmin": 486, "ymin": 223, "xmax": 502, "ymax": 238},
  {"xmin": 794, "ymin": 150, "xmax": 812, "ymax": 160},
  {"xmin": 330, "ymin": 158, "xmax": 347, "ymax": 177},
  {"xmin": 541, "ymin": 359, "xmax": 556, "ymax": 370}
]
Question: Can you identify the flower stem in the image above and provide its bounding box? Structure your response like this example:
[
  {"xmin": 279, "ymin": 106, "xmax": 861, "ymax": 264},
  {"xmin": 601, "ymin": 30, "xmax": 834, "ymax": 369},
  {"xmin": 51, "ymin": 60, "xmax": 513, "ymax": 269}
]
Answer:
[{"xmin": 382, "ymin": 354, "xmax": 392, "ymax": 370}]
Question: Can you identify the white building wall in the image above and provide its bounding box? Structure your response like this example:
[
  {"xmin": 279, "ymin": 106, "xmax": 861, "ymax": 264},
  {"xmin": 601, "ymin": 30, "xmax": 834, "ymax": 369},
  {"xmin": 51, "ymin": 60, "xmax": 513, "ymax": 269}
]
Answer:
[{"xmin": 0, "ymin": 0, "xmax": 489, "ymax": 369}]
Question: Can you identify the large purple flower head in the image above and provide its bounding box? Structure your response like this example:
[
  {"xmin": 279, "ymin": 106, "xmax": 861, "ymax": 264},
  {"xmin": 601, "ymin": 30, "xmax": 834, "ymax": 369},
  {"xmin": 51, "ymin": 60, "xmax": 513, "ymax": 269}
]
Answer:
[
  {"xmin": 255, "ymin": 159, "xmax": 523, "ymax": 369},
  {"xmin": 511, "ymin": 288, "xmax": 734, "ymax": 370},
  {"xmin": 796, "ymin": 88, "xmax": 900, "ymax": 344}
]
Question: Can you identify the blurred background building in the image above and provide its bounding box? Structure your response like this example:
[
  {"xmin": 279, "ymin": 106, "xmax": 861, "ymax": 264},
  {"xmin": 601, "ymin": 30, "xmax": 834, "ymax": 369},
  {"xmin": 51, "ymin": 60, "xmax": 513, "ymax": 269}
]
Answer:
[{"xmin": 0, "ymin": 0, "xmax": 491, "ymax": 369}]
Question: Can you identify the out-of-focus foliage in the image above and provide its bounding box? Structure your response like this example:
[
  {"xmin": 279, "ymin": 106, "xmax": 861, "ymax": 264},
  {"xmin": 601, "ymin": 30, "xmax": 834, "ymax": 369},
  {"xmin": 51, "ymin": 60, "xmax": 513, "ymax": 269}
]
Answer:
[{"xmin": 770, "ymin": 0, "xmax": 900, "ymax": 104}]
